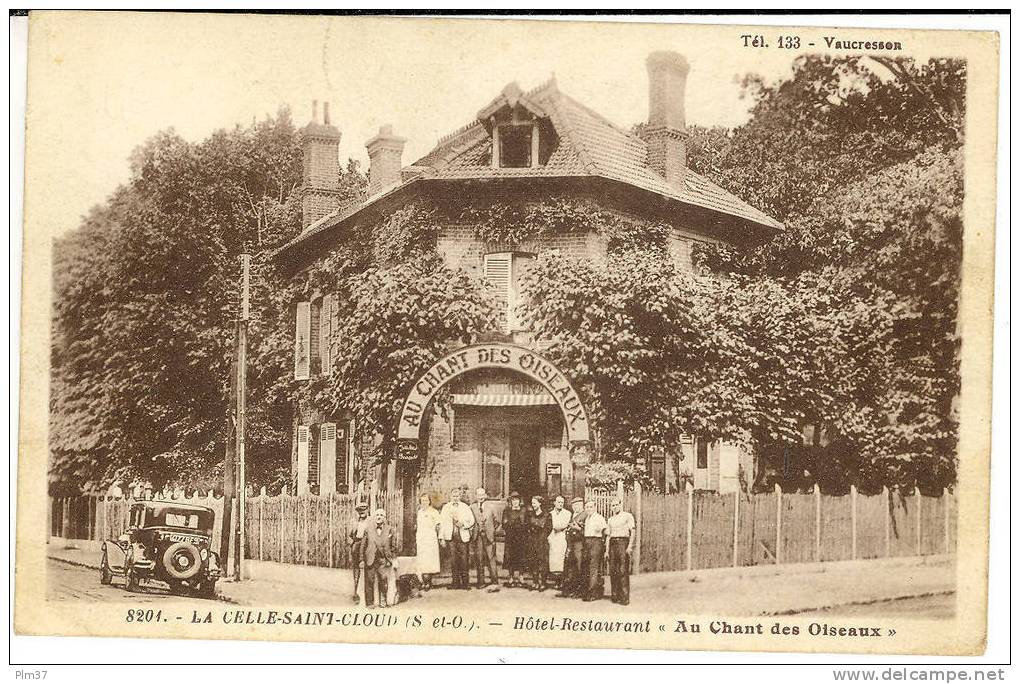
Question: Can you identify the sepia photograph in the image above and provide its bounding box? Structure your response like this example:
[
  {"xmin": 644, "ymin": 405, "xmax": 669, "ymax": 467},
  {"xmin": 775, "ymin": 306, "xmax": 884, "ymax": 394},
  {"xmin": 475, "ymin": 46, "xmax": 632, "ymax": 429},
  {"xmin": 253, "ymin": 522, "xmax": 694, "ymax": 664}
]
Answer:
[{"xmin": 12, "ymin": 11, "xmax": 1003, "ymax": 662}]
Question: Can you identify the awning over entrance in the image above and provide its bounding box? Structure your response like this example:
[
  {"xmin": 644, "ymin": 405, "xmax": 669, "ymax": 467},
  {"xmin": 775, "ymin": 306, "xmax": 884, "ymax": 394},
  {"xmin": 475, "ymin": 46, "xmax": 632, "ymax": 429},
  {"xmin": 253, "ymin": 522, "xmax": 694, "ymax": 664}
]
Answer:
[{"xmin": 451, "ymin": 393, "xmax": 558, "ymax": 407}]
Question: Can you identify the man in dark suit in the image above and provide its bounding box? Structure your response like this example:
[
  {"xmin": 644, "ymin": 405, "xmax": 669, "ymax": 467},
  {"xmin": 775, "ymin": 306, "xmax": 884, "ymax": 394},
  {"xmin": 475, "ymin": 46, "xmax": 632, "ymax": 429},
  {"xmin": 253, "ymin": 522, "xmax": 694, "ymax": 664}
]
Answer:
[
  {"xmin": 360, "ymin": 508, "xmax": 397, "ymax": 609},
  {"xmin": 557, "ymin": 496, "xmax": 588, "ymax": 598},
  {"xmin": 469, "ymin": 487, "xmax": 501, "ymax": 591}
]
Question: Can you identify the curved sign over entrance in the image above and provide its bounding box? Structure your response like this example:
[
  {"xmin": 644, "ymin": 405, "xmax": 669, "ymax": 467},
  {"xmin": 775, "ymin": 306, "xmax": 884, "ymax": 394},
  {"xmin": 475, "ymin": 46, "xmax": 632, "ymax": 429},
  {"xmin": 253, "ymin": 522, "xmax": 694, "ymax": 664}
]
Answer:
[{"xmin": 397, "ymin": 343, "xmax": 590, "ymax": 444}]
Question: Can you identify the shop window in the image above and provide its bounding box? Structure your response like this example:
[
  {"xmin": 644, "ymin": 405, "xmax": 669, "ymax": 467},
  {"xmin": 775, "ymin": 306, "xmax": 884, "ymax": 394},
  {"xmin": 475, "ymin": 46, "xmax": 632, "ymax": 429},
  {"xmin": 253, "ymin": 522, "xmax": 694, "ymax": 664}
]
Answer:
[{"xmin": 497, "ymin": 124, "xmax": 533, "ymax": 168}]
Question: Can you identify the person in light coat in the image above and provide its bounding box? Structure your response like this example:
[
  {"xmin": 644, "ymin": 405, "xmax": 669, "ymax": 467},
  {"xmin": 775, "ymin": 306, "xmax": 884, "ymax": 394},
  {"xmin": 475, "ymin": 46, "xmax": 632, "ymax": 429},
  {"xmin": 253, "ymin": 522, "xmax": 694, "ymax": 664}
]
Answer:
[
  {"xmin": 439, "ymin": 485, "xmax": 475, "ymax": 589},
  {"xmin": 414, "ymin": 493, "xmax": 441, "ymax": 591}
]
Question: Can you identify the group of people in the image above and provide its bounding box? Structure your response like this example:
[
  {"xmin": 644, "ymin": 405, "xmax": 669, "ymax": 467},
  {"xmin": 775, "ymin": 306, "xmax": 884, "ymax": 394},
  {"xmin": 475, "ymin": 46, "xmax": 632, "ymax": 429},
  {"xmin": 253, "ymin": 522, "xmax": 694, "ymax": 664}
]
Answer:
[{"xmin": 346, "ymin": 485, "xmax": 635, "ymax": 608}]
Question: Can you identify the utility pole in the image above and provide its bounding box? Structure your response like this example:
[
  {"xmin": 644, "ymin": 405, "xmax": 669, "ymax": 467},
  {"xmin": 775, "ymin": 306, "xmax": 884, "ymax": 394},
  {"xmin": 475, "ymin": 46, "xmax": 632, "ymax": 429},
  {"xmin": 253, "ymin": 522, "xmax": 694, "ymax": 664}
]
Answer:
[{"xmin": 233, "ymin": 253, "xmax": 250, "ymax": 581}]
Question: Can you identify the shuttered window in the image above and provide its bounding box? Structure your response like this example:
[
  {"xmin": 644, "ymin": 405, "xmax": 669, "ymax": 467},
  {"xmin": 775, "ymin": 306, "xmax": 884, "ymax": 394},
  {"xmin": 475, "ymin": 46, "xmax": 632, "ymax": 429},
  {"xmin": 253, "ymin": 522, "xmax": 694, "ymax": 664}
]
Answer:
[
  {"xmin": 294, "ymin": 303, "xmax": 311, "ymax": 381},
  {"xmin": 696, "ymin": 438, "xmax": 709, "ymax": 470},
  {"xmin": 319, "ymin": 422, "xmax": 337, "ymax": 493},
  {"xmin": 296, "ymin": 425, "xmax": 310, "ymax": 495}
]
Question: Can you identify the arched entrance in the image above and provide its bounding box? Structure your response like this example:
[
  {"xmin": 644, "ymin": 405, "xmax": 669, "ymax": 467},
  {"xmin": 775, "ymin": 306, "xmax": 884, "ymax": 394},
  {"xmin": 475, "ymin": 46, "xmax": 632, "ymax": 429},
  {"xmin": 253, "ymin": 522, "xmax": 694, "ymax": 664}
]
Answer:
[
  {"xmin": 397, "ymin": 342, "xmax": 590, "ymax": 445},
  {"xmin": 393, "ymin": 343, "xmax": 591, "ymax": 552}
]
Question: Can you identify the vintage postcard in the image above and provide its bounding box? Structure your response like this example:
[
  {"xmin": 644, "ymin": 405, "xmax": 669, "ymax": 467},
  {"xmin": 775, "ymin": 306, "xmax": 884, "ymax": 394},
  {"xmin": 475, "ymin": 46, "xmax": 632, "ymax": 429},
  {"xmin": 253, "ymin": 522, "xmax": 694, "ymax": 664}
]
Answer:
[{"xmin": 14, "ymin": 12, "xmax": 999, "ymax": 657}]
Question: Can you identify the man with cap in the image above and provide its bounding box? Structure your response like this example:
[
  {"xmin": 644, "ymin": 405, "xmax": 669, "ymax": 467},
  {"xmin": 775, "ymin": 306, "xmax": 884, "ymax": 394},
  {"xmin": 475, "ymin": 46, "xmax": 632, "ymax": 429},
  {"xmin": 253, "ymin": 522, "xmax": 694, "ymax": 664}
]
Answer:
[
  {"xmin": 439, "ymin": 485, "xmax": 475, "ymax": 589},
  {"xmin": 469, "ymin": 487, "xmax": 501, "ymax": 591},
  {"xmin": 557, "ymin": 496, "xmax": 588, "ymax": 598},
  {"xmin": 347, "ymin": 502, "xmax": 370, "ymax": 603},
  {"xmin": 606, "ymin": 497, "xmax": 636, "ymax": 605},
  {"xmin": 361, "ymin": 508, "xmax": 397, "ymax": 609}
]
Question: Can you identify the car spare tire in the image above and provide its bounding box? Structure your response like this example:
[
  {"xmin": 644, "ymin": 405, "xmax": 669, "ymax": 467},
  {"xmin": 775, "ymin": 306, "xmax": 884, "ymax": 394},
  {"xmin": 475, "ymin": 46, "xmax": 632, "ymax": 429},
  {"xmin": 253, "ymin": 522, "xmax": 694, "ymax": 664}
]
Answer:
[{"xmin": 163, "ymin": 542, "xmax": 202, "ymax": 580}]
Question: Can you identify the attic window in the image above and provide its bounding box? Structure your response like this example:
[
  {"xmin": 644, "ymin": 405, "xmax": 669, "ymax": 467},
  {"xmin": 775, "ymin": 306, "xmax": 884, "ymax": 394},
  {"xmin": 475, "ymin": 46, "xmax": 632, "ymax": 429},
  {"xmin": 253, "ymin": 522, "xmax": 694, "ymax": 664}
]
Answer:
[{"xmin": 494, "ymin": 124, "xmax": 538, "ymax": 168}]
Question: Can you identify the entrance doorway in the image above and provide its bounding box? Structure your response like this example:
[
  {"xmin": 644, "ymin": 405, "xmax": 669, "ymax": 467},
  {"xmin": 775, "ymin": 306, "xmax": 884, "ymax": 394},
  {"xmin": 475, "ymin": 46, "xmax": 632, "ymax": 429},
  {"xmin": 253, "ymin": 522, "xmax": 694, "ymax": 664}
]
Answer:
[
  {"xmin": 508, "ymin": 430, "xmax": 541, "ymax": 501},
  {"xmin": 479, "ymin": 418, "xmax": 546, "ymax": 503}
]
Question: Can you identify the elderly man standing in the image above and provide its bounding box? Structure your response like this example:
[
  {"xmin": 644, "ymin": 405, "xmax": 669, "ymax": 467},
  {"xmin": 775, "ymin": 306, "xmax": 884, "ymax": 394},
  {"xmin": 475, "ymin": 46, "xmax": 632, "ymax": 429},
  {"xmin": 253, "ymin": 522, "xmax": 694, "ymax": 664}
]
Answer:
[
  {"xmin": 557, "ymin": 496, "xmax": 587, "ymax": 598},
  {"xmin": 360, "ymin": 508, "xmax": 397, "ymax": 609},
  {"xmin": 439, "ymin": 485, "xmax": 475, "ymax": 590},
  {"xmin": 469, "ymin": 487, "xmax": 501, "ymax": 591},
  {"xmin": 606, "ymin": 497, "xmax": 636, "ymax": 605},
  {"xmin": 581, "ymin": 499, "xmax": 609, "ymax": 602},
  {"xmin": 347, "ymin": 502, "xmax": 370, "ymax": 604}
]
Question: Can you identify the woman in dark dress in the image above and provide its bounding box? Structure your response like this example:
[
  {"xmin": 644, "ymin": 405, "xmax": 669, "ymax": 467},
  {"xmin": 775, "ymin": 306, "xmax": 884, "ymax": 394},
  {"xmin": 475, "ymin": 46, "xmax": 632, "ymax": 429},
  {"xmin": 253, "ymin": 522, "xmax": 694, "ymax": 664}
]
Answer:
[
  {"xmin": 501, "ymin": 491, "xmax": 528, "ymax": 588},
  {"xmin": 525, "ymin": 495, "xmax": 551, "ymax": 591}
]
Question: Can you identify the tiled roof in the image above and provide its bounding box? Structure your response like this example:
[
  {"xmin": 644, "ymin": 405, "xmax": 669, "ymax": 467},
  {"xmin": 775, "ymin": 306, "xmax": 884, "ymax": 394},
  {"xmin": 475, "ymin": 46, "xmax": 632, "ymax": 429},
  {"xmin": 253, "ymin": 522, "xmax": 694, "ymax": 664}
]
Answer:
[
  {"xmin": 276, "ymin": 78, "xmax": 781, "ymax": 258},
  {"xmin": 417, "ymin": 79, "xmax": 782, "ymax": 231}
]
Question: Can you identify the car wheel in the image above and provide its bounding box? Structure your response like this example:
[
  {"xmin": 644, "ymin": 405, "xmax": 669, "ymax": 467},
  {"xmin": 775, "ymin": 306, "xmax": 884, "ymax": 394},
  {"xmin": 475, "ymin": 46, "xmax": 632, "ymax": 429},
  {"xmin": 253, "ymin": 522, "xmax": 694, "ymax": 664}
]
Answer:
[
  {"xmin": 125, "ymin": 568, "xmax": 140, "ymax": 592},
  {"xmin": 198, "ymin": 580, "xmax": 216, "ymax": 600},
  {"xmin": 100, "ymin": 553, "xmax": 113, "ymax": 585}
]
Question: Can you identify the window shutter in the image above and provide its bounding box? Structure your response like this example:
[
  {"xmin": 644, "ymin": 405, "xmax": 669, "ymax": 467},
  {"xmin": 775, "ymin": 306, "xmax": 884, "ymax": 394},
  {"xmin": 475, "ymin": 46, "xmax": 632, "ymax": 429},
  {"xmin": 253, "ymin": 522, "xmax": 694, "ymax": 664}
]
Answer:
[
  {"xmin": 309, "ymin": 299, "xmax": 322, "ymax": 375},
  {"xmin": 296, "ymin": 425, "xmax": 310, "ymax": 495},
  {"xmin": 483, "ymin": 253, "xmax": 512, "ymax": 329},
  {"xmin": 309, "ymin": 425, "xmax": 320, "ymax": 485},
  {"xmin": 319, "ymin": 422, "xmax": 337, "ymax": 494},
  {"xmin": 294, "ymin": 302, "xmax": 311, "ymax": 381}
]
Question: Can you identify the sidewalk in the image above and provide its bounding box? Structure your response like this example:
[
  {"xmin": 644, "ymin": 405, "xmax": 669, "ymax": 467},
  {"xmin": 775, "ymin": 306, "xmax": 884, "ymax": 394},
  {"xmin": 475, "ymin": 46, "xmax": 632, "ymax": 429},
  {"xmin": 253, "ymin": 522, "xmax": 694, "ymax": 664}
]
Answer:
[{"xmin": 47, "ymin": 539, "xmax": 953, "ymax": 615}]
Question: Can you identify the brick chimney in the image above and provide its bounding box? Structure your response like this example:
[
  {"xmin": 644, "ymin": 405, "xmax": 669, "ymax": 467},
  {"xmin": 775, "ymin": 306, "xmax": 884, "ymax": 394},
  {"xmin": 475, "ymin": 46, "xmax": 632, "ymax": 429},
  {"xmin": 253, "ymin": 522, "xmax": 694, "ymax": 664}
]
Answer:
[
  {"xmin": 641, "ymin": 51, "xmax": 690, "ymax": 186},
  {"xmin": 300, "ymin": 100, "xmax": 342, "ymax": 230},
  {"xmin": 365, "ymin": 124, "xmax": 406, "ymax": 196}
]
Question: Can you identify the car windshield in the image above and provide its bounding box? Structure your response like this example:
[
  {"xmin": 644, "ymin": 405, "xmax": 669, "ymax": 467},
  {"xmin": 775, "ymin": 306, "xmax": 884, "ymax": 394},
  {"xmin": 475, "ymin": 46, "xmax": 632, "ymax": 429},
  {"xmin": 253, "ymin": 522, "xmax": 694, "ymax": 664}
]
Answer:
[{"xmin": 164, "ymin": 512, "xmax": 201, "ymax": 528}]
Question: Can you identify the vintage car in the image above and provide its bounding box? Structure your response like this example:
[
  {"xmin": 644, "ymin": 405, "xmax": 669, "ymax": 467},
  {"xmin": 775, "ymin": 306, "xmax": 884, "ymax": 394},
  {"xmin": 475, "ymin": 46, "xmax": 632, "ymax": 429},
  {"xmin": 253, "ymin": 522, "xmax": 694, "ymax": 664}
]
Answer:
[{"xmin": 101, "ymin": 501, "xmax": 221, "ymax": 598}]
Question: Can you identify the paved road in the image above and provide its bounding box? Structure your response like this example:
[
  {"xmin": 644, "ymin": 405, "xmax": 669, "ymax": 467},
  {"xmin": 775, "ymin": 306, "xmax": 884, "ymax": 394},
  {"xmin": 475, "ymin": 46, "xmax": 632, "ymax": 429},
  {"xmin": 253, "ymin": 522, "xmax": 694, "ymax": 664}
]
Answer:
[
  {"xmin": 47, "ymin": 559, "xmax": 218, "ymax": 603},
  {"xmin": 802, "ymin": 593, "xmax": 955, "ymax": 619}
]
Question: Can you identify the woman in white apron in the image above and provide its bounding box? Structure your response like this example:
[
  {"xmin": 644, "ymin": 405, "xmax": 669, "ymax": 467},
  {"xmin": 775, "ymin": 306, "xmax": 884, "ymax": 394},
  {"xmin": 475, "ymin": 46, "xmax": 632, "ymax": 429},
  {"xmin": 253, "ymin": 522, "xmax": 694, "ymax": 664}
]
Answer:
[
  {"xmin": 415, "ymin": 493, "xmax": 441, "ymax": 590},
  {"xmin": 547, "ymin": 494, "xmax": 571, "ymax": 587}
]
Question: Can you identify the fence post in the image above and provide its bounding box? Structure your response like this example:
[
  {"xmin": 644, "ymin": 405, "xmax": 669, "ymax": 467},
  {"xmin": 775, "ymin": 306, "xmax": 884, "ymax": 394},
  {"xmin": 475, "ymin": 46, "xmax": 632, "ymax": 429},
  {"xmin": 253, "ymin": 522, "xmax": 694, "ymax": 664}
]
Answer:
[
  {"xmin": 943, "ymin": 487, "xmax": 951, "ymax": 554},
  {"xmin": 279, "ymin": 497, "xmax": 285, "ymax": 563},
  {"xmin": 850, "ymin": 484, "xmax": 858, "ymax": 561},
  {"xmin": 814, "ymin": 483, "xmax": 821, "ymax": 562},
  {"xmin": 884, "ymin": 486, "xmax": 891, "ymax": 558},
  {"xmin": 914, "ymin": 486, "xmax": 922, "ymax": 556},
  {"xmin": 258, "ymin": 495, "xmax": 264, "ymax": 562},
  {"xmin": 732, "ymin": 489, "xmax": 740, "ymax": 568},
  {"xmin": 774, "ymin": 483, "xmax": 783, "ymax": 565},
  {"xmin": 633, "ymin": 480, "xmax": 642, "ymax": 574},
  {"xmin": 685, "ymin": 484, "xmax": 694, "ymax": 571},
  {"xmin": 616, "ymin": 479, "xmax": 625, "ymax": 502},
  {"xmin": 328, "ymin": 492, "xmax": 335, "ymax": 569},
  {"xmin": 303, "ymin": 496, "xmax": 309, "ymax": 565}
]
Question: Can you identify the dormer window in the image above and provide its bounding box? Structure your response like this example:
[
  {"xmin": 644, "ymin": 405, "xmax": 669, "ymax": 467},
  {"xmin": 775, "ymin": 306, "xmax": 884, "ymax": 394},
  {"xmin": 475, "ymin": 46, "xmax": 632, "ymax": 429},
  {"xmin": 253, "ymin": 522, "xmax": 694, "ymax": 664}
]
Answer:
[{"xmin": 493, "ymin": 123, "xmax": 539, "ymax": 169}]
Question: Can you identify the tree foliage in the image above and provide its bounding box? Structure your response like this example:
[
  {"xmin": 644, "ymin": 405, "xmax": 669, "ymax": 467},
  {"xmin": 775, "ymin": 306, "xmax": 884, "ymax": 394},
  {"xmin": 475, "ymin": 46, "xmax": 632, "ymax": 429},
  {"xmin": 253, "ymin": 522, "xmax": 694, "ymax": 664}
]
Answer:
[{"xmin": 49, "ymin": 108, "xmax": 366, "ymax": 493}]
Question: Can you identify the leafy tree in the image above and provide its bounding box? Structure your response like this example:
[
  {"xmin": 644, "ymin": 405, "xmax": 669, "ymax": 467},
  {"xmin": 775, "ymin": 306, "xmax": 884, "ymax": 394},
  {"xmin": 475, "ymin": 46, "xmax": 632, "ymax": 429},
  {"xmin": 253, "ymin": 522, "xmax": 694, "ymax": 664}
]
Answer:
[{"xmin": 50, "ymin": 108, "xmax": 352, "ymax": 493}]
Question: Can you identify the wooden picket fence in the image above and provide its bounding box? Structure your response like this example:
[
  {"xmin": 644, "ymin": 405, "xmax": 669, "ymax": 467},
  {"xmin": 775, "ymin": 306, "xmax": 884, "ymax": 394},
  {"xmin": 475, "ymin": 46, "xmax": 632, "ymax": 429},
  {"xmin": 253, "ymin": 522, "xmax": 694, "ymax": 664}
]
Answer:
[
  {"xmin": 242, "ymin": 489, "xmax": 403, "ymax": 568},
  {"xmin": 49, "ymin": 489, "xmax": 404, "ymax": 570},
  {"xmin": 587, "ymin": 483, "xmax": 956, "ymax": 575},
  {"xmin": 51, "ymin": 484, "xmax": 952, "ymax": 576}
]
